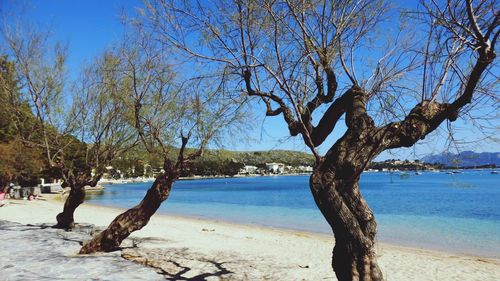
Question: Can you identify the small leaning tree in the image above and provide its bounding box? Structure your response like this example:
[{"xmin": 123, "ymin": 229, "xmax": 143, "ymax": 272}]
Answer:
[
  {"xmin": 79, "ymin": 30, "xmax": 247, "ymax": 253},
  {"xmin": 3, "ymin": 26, "xmax": 135, "ymax": 228},
  {"xmin": 140, "ymin": 0, "xmax": 498, "ymax": 280}
]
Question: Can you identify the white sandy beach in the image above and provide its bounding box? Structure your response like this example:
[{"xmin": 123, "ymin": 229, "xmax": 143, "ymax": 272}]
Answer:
[{"xmin": 0, "ymin": 197, "xmax": 499, "ymax": 281}]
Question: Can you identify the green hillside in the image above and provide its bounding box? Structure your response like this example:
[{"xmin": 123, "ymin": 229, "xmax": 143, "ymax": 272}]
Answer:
[
  {"xmin": 110, "ymin": 147, "xmax": 315, "ymax": 178},
  {"xmin": 201, "ymin": 149, "xmax": 315, "ymax": 166}
]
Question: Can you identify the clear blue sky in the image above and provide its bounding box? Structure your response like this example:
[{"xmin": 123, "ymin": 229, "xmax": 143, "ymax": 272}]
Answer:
[{"xmin": 2, "ymin": 0, "xmax": 497, "ymax": 160}]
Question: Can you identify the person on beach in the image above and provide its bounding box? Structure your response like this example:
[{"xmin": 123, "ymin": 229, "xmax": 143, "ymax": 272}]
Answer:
[
  {"xmin": 7, "ymin": 183, "xmax": 14, "ymax": 199},
  {"xmin": 0, "ymin": 185, "xmax": 8, "ymax": 206}
]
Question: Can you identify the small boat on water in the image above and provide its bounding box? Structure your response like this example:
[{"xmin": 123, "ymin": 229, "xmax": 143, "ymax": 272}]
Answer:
[
  {"xmin": 415, "ymin": 172, "xmax": 423, "ymax": 175},
  {"xmin": 491, "ymin": 171, "xmax": 499, "ymax": 174},
  {"xmin": 85, "ymin": 185, "xmax": 105, "ymax": 192},
  {"xmin": 399, "ymin": 172, "xmax": 410, "ymax": 179},
  {"xmin": 445, "ymin": 170, "xmax": 462, "ymax": 174}
]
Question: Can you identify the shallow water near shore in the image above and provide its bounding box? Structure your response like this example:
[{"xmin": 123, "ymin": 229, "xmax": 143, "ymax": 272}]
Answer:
[{"xmin": 86, "ymin": 171, "xmax": 500, "ymax": 258}]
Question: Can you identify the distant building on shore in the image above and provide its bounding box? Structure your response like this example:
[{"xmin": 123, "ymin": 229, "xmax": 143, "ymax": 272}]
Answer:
[
  {"xmin": 368, "ymin": 159, "xmax": 435, "ymax": 171},
  {"xmin": 266, "ymin": 163, "xmax": 285, "ymax": 174},
  {"xmin": 297, "ymin": 165, "xmax": 313, "ymax": 173},
  {"xmin": 240, "ymin": 165, "xmax": 258, "ymax": 174}
]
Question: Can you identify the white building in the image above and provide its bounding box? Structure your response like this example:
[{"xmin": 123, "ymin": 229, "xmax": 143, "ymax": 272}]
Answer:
[
  {"xmin": 240, "ymin": 165, "xmax": 258, "ymax": 174},
  {"xmin": 266, "ymin": 163, "xmax": 285, "ymax": 174},
  {"xmin": 297, "ymin": 165, "xmax": 313, "ymax": 172}
]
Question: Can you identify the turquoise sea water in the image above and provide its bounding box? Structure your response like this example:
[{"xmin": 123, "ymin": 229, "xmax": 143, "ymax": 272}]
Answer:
[{"xmin": 86, "ymin": 171, "xmax": 500, "ymax": 257}]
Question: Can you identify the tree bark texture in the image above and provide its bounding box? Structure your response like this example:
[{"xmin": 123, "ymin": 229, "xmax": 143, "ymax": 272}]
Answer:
[
  {"xmin": 54, "ymin": 172, "xmax": 102, "ymax": 229},
  {"xmin": 54, "ymin": 185, "xmax": 86, "ymax": 229},
  {"xmin": 309, "ymin": 91, "xmax": 385, "ymax": 280},
  {"xmin": 311, "ymin": 170, "xmax": 382, "ymax": 281},
  {"xmin": 79, "ymin": 174, "xmax": 174, "ymax": 254}
]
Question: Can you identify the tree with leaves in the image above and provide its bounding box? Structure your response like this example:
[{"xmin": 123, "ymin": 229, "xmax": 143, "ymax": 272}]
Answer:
[
  {"xmin": 0, "ymin": 55, "xmax": 46, "ymax": 190},
  {"xmin": 140, "ymin": 0, "xmax": 498, "ymax": 280},
  {"xmin": 79, "ymin": 29, "xmax": 247, "ymax": 253},
  {"xmin": 3, "ymin": 25, "xmax": 135, "ymax": 228}
]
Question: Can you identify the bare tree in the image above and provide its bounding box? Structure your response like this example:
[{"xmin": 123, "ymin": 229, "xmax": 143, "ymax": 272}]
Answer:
[
  {"xmin": 79, "ymin": 29, "xmax": 247, "ymax": 253},
  {"xmin": 3, "ymin": 26, "xmax": 135, "ymax": 229},
  {"xmin": 140, "ymin": 0, "xmax": 498, "ymax": 280}
]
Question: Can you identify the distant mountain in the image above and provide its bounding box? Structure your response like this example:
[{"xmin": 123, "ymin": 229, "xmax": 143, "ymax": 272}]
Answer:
[{"xmin": 421, "ymin": 151, "xmax": 500, "ymax": 167}]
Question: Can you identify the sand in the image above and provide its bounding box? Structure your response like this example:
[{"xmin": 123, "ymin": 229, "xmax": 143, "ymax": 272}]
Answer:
[
  {"xmin": 0, "ymin": 197, "xmax": 499, "ymax": 280},
  {"xmin": 0, "ymin": 220, "xmax": 163, "ymax": 280}
]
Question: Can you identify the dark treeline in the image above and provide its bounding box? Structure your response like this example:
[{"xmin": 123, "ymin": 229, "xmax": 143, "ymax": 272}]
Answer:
[
  {"xmin": 0, "ymin": 56, "xmax": 42, "ymax": 189},
  {"xmin": 0, "ymin": 56, "xmax": 84, "ymax": 190}
]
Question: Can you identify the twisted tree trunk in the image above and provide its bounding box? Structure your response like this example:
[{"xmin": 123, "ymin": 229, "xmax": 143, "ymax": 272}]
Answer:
[
  {"xmin": 54, "ymin": 184, "xmax": 86, "ymax": 229},
  {"xmin": 54, "ymin": 172, "xmax": 103, "ymax": 229},
  {"xmin": 79, "ymin": 173, "xmax": 175, "ymax": 254},
  {"xmin": 309, "ymin": 90, "xmax": 384, "ymax": 280},
  {"xmin": 311, "ymin": 170, "xmax": 382, "ymax": 281}
]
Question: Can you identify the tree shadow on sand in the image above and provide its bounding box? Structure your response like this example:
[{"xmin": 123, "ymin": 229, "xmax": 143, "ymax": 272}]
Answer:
[
  {"xmin": 122, "ymin": 247, "xmax": 233, "ymax": 281},
  {"xmin": 160, "ymin": 259, "xmax": 232, "ymax": 281}
]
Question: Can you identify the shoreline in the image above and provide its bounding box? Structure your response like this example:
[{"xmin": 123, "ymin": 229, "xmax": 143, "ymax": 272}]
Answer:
[
  {"xmin": 99, "ymin": 167, "xmax": 499, "ymax": 184},
  {"xmin": 1, "ymin": 196, "xmax": 499, "ymax": 280},
  {"xmin": 93, "ymin": 171, "xmax": 500, "ymax": 260},
  {"xmin": 98, "ymin": 173, "xmax": 311, "ymax": 184},
  {"xmin": 84, "ymin": 188, "xmax": 500, "ymax": 259},
  {"xmin": 83, "ymin": 200, "xmax": 499, "ymax": 260}
]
